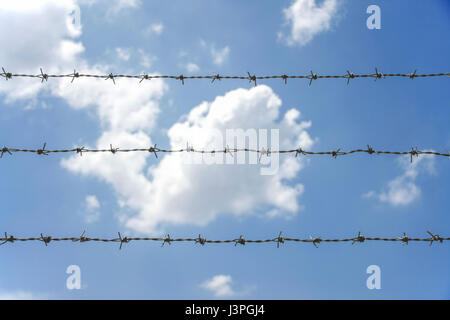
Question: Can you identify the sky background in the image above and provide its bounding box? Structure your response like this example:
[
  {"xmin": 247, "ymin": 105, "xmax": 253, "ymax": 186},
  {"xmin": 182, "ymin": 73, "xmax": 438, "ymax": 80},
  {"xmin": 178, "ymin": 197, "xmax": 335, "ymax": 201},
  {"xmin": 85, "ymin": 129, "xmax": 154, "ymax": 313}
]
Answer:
[{"xmin": 0, "ymin": 0, "xmax": 449, "ymax": 299}]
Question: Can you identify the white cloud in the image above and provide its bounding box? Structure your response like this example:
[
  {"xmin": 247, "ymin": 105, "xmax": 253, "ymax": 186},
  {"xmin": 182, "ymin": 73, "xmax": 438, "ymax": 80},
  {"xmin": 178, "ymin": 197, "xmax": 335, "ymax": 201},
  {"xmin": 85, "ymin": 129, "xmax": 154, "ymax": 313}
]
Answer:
[
  {"xmin": 199, "ymin": 40, "xmax": 230, "ymax": 66},
  {"xmin": 143, "ymin": 23, "xmax": 164, "ymax": 36},
  {"xmin": 138, "ymin": 49, "xmax": 156, "ymax": 68},
  {"xmin": 279, "ymin": 0, "xmax": 339, "ymax": 46},
  {"xmin": 121, "ymin": 85, "xmax": 313, "ymax": 234},
  {"xmin": 0, "ymin": 0, "xmax": 84, "ymax": 101},
  {"xmin": 0, "ymin": 0, "xmax": 167, "ymax": 234},
  {"xmin": 115, "ymin": 47, "xmax": 131, "ymax": 61},
  {"xmin": 106, "ymin": 0, "xmax": 141, "ymax": 16},
  {"xmin": 61, "ymin": 86, "xmax": 313, "ymax": 235},
  {"xmin": 211, "ymin": 46, "xmax": 230, "ymax": 66},
  {"xmin": 0, "ymin": 291, "xmax": 37, "ymax": 300},
  {"xmin": 201, "ymin": 275, "xmax": 235, "ymax": 297},
  {"xmin": 364, "ymin": 153, "xmax": 435, "ymax": 207},
  {"xmin": 85, "ymin": 195, "xmax": 101, "ymax": 223},
  {"xmin": 185, "ymin": 63, "xmax": 200, "ymax": 73},
  {"xmin": 51, "ymin": 64, "xmax": 167, "ymax": 133},
  {"xmin": 0, "ymin": 2, "xmax": 314, "ymax": 237},
  {"xmin": 86, "ymin": 195, "xmax": 100, "ymax": 210}
]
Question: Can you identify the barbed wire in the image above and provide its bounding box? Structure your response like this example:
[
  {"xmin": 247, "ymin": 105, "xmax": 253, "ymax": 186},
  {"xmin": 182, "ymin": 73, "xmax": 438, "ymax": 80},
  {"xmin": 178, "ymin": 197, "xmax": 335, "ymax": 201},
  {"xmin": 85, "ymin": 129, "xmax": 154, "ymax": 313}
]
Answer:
[
  {"xmin": 1, "ymin": 67, "xmax": 449, "ymax": 86},
  {"xmin": 1, "ymin": 143, "xmax": 449, "ymax": 163},
  {"xmin": 0, "ymin": 231, "xmax": 448, "ymax": 249}
]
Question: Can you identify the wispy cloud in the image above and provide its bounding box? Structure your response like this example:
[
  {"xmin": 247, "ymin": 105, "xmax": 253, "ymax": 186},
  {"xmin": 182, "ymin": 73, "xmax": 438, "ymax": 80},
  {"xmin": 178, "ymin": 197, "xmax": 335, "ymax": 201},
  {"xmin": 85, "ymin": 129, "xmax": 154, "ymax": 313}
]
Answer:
[
  {"xmin": 84, "ymin": 195, "xmax": 101, "ymax": 223},
  {"xmin": 0, "ymin": 291, "xmax": 38, "ymax": 300},
  {"xmin": 200, "ymin": 40, "xmax": 230, "ymax": 66},
  {"xmin": 211, "ymin": 46, "xmax": 230, "ymax": 66},
  {"xmin": 138, "ymin": 49, "xmax": 157, "ymax": 68},
  {"xmin": 363, "ymin": 153, "xmax": 435, "ymax": 207},
  {"xmin": 115, "ymin": 47, "xmax": 131, "ymax": 61},
  {"xmin": 143, "ymin": 23, "xmax": 164, "ymax": 36},
  {"xmin": 185, "ymin": 62, "xmax": 200, "ymax": 73},
  {"xmin": 106, "ymin": 0, "xmax": 141, "ymax": 16}
]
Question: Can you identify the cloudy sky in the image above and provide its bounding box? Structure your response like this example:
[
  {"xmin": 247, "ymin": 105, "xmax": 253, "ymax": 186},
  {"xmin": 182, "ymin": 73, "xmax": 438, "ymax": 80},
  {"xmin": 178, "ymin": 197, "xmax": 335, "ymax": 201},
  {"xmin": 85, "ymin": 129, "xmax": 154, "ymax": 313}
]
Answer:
[{"xmin": 0, "ymin": 0, "xmax": 449, "ymax": 299}]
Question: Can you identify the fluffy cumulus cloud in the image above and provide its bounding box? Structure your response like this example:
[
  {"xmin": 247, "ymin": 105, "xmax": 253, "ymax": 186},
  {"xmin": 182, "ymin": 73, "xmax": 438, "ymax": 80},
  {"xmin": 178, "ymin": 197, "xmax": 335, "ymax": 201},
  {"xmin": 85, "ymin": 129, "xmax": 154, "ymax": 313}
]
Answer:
[
  {"xmin": 363, "ymin": 153, "xmax": 435, "ymax": 206},
  {"xmin": 0, "ymin": 0, "xmax": 84, "ymax": 101},
  {"xmin": 51, "ymin": 64, "xmax": 166, "ymax": 133},
  {"xmin": 279, "ymin": 0, "xmax": 339, "ymax": 46},
  {"xmin": 130, "ymin": 86, "xmax": 312, "ymax": 233},
  {"xmin": 62, "ymin": 85, "xmax": 313, "ymax": 235},
  {"xmin": 201, "ymin": 275, "xmax": 235, "ymax": 297},
  {"xmin": 0, "ymin": 0, "xmax": 142, "ymax": 103},
  {"xmin": 0, "ymin": 1, "xmax": 314, "ymax": 236}
]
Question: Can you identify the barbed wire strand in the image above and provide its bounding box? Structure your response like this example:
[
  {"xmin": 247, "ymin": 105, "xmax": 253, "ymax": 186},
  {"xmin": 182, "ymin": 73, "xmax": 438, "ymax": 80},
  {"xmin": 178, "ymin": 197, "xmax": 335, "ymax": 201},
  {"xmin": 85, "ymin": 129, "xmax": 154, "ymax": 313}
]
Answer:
[
  {"xmin": 0, "ymin": 231, "xmax": 448, "ymax": 249},
  {"xmin": 1, "ymin": 144, "xmax": 449, "ymax": 163},
  {"xmin": 1, "ymin": 68, "xmax": 449, "ymax": 86}
]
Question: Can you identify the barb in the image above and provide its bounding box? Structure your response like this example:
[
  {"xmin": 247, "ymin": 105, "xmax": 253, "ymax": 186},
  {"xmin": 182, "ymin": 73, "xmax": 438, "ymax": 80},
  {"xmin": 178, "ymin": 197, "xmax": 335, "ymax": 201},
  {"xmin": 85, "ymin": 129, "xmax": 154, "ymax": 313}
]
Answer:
[
  {"xmin": 276, "ymin": 231, "xmax": 284, "ymax": 248},
  {"xmin": 427, "ymin": 231, "xmax": 444, "ymax": 246},
  {"xmin": 36, "ymin": 143, "xmax": 49, "ymax": 156},
  {"xmin": 109, "ymin": 144, "xmax": 118, "ymax": 154},
  {"xmin": 2, "ymin": 144, "xmax": 449, "ymax": 161},
  {"xmin": 0, "ymin": 146, "xmax": 12, "ymax": 158},
  {"xmin": 70, "ymin": 69, "xmax": 79, "ymax": 83},
  {"xmin": 40, "ymin": 233, "xmax": 51, "ymax": 246},
  {"xmin": 1, "ymin": 67, "xmax": 12, "ymax": 80},
  {"xmin": 346, "ymin": 70, "xmax": 355, "ymax": 85},
  {"xmin": 374, "ymin": 67, "xmax": 384, "ymax": 81},
  {"xmin": 399, "ymin": 232, "xmax": 409, "ymax": 245},
  {"xmin": 195, "ymin": 234, "xmax": 206, "ymax": 246},
  {"xmin": 76, "ymin": 146, "xmax": 86, "ymax": 156},
  {"xmin": 105, "ymin": 73, "xmax": 115, "ymax": 85},
  {"xmin": 148, "ymin": 144, "xmax": 158, "ymax": 158},
  {"xmin": 118, "ymin": 232, "xmax": 129, "ymax": 250},
  {"xmin": 308, "ymin": 70, "xmax": 318, "ymax": 86},
  {"xmin": 352, "ymin": 231, "xmax": 365, "ymax": 245},
  {"xmin": 162, "ymin": 234, "xmax": 172, "ymax": 247},
  {"xmin": 177, "ymin": 74, "xmax": 185, "ymax": 85},
  {"xmin": 139, "ymin": 73, "xmax": 150, "ymax": 83},
  {"xmin": 0, "ymin": 232, "xmax": 14, "ymax": 245},
  {"xmin": 0, "ymin": 231, "xmax": 448, "ymax": 249},
  {"xmin": 0, "ymin": 68, "xmax": 448, "ymax": 86},
  {"xmin": 247, "ymin": 72, "xmax": 257, "ymax": 86},
  {"xmin": 39, "ymin": 68, "xmax": 48, "ymax": 83},
  {"xmin": 310, "ymin": 235, "xmax": 322, "ymax": 248},
  {"xmin": 211, "ymin": 74, "xmax": 222, "ymax": 83}
]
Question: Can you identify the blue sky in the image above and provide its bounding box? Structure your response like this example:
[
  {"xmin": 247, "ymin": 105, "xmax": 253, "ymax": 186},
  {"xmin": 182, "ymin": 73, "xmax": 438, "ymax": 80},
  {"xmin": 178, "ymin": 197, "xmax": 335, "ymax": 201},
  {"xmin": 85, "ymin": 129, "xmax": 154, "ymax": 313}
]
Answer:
[{"xmin": 0, "ymin": 0, "xmax": 449, "ymax": 299}]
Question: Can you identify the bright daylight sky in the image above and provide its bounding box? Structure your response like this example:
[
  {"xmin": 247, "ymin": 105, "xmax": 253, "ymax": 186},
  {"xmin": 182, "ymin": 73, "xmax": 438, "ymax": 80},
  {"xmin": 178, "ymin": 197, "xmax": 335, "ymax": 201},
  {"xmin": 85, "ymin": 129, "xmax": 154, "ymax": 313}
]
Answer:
[{"xmin": 0, "ymin": 0, "xmax": 449, "ymax": 299}]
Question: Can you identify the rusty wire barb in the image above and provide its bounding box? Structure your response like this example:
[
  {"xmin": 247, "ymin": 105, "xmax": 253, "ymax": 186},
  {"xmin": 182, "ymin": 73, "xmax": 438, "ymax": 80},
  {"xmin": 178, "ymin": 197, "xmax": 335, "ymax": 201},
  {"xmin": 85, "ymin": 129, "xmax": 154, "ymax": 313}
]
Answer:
[
  {"xmin": 1, "ymin": 144, "xmax": 449, "ymax": 162},
  {"xmin": 0, "ymin": 231, "xmax": 448, "ymax": 249},
  {"xmin": 0, "ymin": 67, "xmax": 448, "ymax": 85}
]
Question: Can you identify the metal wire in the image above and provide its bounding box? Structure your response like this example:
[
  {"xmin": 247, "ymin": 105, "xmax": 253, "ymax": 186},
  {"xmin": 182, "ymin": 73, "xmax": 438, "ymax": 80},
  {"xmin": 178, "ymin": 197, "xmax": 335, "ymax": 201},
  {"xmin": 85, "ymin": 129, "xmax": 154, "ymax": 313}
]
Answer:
[
  {"xmin": 1, "ymin": 144, "xmax": 448, "ymax": 163},
  {"xmin": 1, "ymin": 67, "xmax": 448, "ymax": 86},
  {"xmin": 0, "ymin": 231, "xmax": 447, "ymax": 249}
]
